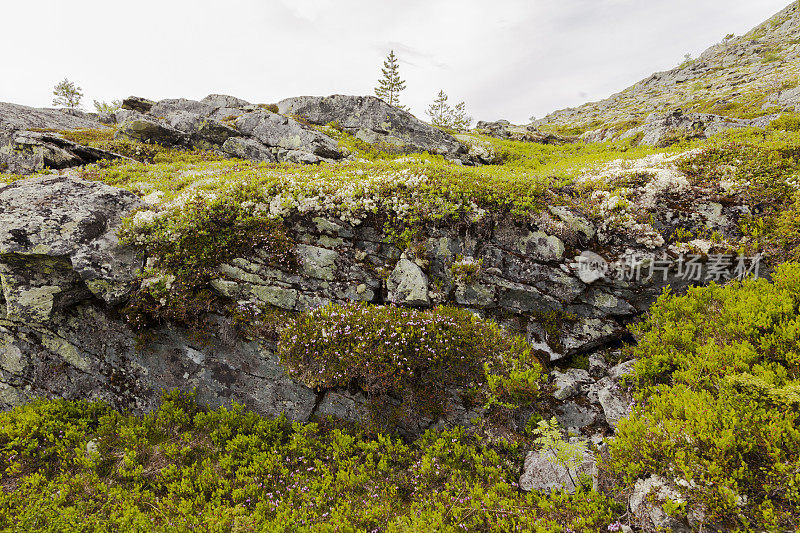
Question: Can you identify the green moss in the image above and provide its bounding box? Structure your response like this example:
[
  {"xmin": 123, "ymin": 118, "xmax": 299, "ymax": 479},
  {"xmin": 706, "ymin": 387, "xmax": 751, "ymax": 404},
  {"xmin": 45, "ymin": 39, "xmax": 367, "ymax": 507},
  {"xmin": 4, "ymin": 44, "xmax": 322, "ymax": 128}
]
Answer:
[
  {"xmin": 59, "ymin": 128, "xmax": 116, "ymax": 145},
  {"xmin": 609, "ymin": 262, "xmax": 800, "ymax": 530},
  {"xmin": 0, "ymin": 392, "xmax": 621, "ymax": 532},
  {"xmin": 258, "ymin": 103, "xmax": 279, "ymax": 113},
  {"xmin": 769, "ymin": 113, "xmax": 800, "ymax": 132},
  {"xmin": 450, "ymin": 254, "xmax": 483, "ymax": 283}
]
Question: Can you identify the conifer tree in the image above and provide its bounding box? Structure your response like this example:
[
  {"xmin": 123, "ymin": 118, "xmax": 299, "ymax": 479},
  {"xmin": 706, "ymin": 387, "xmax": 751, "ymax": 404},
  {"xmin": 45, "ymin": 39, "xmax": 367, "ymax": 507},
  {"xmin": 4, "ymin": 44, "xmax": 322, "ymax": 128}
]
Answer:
[
  {"xmin": 374, "ymin": 50, "xmax": 407, "ymax": 110},
  {"xmin": 52, "ymin": 78, "xmax": 83, "ymax": 109},
  {"xmin": 426, "ymin": 90, "xmax": 472, "ymax": 130}
]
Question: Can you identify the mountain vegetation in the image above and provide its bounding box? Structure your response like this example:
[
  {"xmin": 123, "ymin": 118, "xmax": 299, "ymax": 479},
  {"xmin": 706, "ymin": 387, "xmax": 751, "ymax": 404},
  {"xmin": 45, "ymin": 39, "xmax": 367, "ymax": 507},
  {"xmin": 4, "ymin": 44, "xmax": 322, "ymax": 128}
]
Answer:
[{"xmin": 2, "ymin": 3, "xmax": 800, "ymax": 533}]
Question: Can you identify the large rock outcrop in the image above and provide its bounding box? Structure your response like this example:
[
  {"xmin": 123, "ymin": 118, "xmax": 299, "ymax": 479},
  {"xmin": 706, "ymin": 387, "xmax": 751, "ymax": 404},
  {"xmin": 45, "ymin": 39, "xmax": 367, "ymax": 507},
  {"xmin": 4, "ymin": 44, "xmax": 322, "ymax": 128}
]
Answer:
[
  {"xmin": 0, "ymin": 130, "xmax": 126, "ymax": 174},
  {"xmin": 615, "ymin": 109, "xmax": 776, "ymax": 146},
  {"xmin": 0, "ymin": 102, "xmax": 102, "ymax": 131},
  {"xmin": 278, "ymin": 95, "xmax": 468, "ymax": 160},
  {"xmin": 115, "ymin": 94, "xmax": 344, "ymax": 163},
  {"xmin": 0, "ymin": 175, "xmax": 144, "ymax": 321},
  {"xmin": 0, "ymin": 102, "xmax": 125, "ymax": 174},
  {"xmin": 0, "ymin": 147, "xmax": 751, "ymax": 440}
]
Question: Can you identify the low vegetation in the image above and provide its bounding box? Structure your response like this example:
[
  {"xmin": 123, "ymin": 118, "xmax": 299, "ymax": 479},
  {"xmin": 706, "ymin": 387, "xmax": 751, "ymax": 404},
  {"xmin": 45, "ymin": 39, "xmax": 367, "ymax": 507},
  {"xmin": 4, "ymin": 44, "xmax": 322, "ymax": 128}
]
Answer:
[
  {"xmin": 6, "ymin": 94, "xmax": 800, "ymax": 531},
  {"xmin": 677, "ymin": 126, "xmax": 800, "ymax": 261},
  {"xmin": 0, "ymin": 391, "xmax": 620, "ymax": 532},
  {"xmin": 610, "ymin": 262, "xmax": 800, "ymax": 530},
  {"xmin": 279, "ymin": 303, "xmax": 544, "ymax": 428}
]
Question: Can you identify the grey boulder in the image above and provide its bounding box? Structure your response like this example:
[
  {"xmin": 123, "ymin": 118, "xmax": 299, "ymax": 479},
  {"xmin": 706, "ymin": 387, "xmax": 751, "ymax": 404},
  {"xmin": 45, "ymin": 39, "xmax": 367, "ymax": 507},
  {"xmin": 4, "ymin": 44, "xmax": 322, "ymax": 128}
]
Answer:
[
  {"xmin": 519, "ymin": 446, "xmax": 596, "ymax": 493},
  {"xmin": 0, "ymin": 175, "xmax": 144, "ymax": 321},
  {"xmin": 234, "ymin": 110, "xmax": 342, "ymax": 159},
  {"xmin": 278, "ymin": 94, "xmax": 468, "ymax": 159}
]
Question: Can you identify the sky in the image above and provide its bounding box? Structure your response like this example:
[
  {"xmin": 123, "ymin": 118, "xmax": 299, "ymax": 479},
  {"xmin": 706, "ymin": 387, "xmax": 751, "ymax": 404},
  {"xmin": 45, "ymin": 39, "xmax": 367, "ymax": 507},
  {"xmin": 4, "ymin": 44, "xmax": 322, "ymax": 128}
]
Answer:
[{"xmin": 0, "ymin": 0, "xmax": 792, "ymax": 124}]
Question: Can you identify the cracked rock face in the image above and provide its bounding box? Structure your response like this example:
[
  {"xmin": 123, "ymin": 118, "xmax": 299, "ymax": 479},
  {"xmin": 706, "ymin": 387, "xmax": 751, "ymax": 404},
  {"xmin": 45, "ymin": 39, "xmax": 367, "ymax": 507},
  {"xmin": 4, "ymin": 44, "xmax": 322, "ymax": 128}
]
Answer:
[
  {"xmin": 0, "ymin": 176, "xmax": 144, "ymax": 319},
  {"xmin": 0, "ymin": 152, "xmax": 755, "ymax": 441}
]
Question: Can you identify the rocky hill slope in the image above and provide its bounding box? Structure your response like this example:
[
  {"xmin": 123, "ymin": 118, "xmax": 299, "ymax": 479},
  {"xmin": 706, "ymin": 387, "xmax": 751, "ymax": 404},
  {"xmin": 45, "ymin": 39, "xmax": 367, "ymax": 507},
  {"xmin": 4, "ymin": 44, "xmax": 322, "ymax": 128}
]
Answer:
[
  {"xmin": 2, "ymin": 7, "xmax": 800, "ymax": 528},
  {"xmin": 3, "ymin": 83, "xmax": 800, "ymax": 528},
  {"xmin": 536, "ymin": 2, "xmax": 800, "ymax": 134}
]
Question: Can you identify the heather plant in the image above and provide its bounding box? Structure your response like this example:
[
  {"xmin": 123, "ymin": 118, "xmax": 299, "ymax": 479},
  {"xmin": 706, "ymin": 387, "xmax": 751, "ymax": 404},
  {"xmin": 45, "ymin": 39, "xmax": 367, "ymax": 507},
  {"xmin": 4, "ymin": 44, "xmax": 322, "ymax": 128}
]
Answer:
[
  {"xmin": 609, "ymin": 262, "xmax": 800, "ymax": 530},
  {"xmin": 279, "ymin": 303, "xmax": 544, "ymax": 426}
]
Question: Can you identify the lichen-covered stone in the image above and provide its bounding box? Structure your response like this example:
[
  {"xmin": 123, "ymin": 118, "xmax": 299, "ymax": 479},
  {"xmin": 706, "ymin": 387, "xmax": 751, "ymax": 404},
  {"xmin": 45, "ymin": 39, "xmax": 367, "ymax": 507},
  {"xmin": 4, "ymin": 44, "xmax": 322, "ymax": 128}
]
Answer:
[
  {"xmin": 387, "ymin": 257, "xmax": 430, "ymax": 306},
  {"xmin": 0, "ymin": 175, "xmax": 144, "ymax": 315},
  {"xmin": 519, "ymin": 447, "xmax": 596, "ymax": 493}
]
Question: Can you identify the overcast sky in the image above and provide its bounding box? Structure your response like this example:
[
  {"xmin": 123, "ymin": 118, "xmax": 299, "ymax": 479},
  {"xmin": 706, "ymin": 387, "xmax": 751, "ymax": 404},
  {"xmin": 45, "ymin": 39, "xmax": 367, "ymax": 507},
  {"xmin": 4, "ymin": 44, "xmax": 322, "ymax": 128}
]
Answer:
[{"xmin": 0, "ymin": 1, "xmax": 792, "ymax": 123}]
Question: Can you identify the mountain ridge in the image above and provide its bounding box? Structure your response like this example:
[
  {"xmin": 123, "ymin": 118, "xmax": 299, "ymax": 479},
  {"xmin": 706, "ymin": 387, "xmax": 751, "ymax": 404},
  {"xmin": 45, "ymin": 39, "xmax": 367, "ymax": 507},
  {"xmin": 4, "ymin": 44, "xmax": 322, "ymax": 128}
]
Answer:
[{"xmin": 536, "ymin": 1, "xmax": 800, "ymax": 133}]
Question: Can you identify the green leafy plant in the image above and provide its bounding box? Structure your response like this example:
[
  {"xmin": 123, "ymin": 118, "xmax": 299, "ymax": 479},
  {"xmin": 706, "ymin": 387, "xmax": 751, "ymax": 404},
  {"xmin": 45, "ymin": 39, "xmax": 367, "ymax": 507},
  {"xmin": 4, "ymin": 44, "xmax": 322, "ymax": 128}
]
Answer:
[
  {"xmin": 0, "ymin": 392, "xmax": 621, "ymax": 532},
  {"xmin": 533, "ymin": 417, "xmax": 591, "ymax": 489},
  {"xmin": 609, "ymin": 262, "xmax": 800, "ymax": 530}
]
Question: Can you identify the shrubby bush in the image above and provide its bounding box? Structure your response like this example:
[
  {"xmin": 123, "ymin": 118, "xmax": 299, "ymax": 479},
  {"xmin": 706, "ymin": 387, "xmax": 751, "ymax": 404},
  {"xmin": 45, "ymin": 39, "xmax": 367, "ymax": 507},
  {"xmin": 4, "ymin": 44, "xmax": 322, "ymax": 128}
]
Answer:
[
  {"xmin": 610, "ymin": 262, "xmax": 800, "ymax": 530},
  {"xmin": 0, "ymin": 391, "xmax": 620, "ymax": 532},
  {"xmin": 279, "ymin": 303, "xmax": 544, "ymax": 428}
]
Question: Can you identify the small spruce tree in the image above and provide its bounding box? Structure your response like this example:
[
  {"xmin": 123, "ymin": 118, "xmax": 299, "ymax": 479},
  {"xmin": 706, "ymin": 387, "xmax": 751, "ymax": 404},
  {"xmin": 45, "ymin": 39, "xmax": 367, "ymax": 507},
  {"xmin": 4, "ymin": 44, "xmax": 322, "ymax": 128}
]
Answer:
[
  {"xmin": 374, "ymin": 50, "xmax": 407, "ymax": 110},
  {"xmin": 426, "ymin": 90, "xmax": 472, "ymax": 130},
  {"xmin": 52, "ymin": 78, "xmax": 83, "ymax": 109}
]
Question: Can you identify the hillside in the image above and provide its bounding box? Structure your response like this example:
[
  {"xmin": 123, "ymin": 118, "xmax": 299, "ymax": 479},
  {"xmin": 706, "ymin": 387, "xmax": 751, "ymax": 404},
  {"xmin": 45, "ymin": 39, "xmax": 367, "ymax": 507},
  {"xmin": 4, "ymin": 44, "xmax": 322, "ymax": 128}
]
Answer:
[
  {"xmin": 1, "ymin": 6, "xmax": 800, "ymax": 532},
  {"xmin": 536, "ymin": 2, "xmax": 800, "ymax": 134}
]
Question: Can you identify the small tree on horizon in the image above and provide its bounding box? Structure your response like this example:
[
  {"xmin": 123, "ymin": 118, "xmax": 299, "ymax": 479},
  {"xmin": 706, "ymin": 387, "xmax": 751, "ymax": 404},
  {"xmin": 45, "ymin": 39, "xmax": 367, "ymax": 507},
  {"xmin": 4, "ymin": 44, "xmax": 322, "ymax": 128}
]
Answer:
[
  {"xmin": 52, "ymin": 78, "xmax": 83, "ymax": 109},
  {"xmin": 426, "ymin": 90, "xmax": 472, "ymax": 130},
  {"xmin": 374, "ymin": 50, "xmax": 407, "ymax": 110}
]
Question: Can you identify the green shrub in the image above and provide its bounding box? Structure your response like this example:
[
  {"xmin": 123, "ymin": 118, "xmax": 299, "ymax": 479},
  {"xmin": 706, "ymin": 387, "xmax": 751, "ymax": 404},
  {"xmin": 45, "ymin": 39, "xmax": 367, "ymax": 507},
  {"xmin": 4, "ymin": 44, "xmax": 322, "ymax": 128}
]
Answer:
[
  {"xmin": 769, "ymin": 113, "xmax": 800, "ymax": 132},
  {"xmin": 259, "ymin": 103, "xmax": 280, "ymax": 113},
  {"xmin": 279, "ymin": 303, "xmax": 544, "ymax": 427},
  {"xmin": 677, "ymin": 128, "xmax": 800, "ymax": 260},
  {"xmin": 60, "ymin": 127, "xmax": 225, "ymax": 164},
  {"xmin": 609, "ymin": 262, "xmax": 800, "ymax": 530},
  {"xmin": 0, "ymin": 392, "xmax": 621, "ymax": 532}
]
